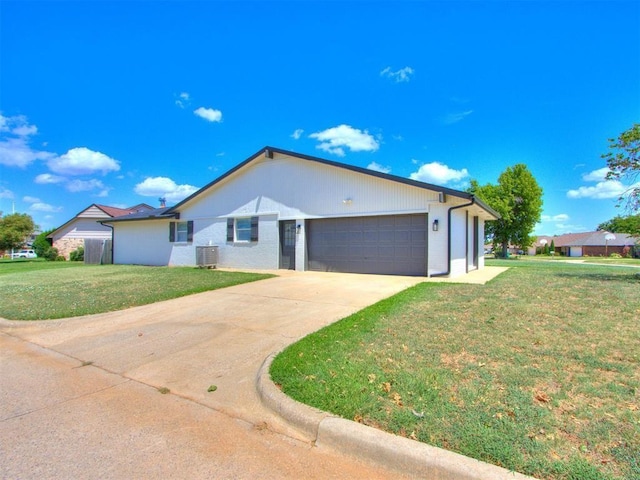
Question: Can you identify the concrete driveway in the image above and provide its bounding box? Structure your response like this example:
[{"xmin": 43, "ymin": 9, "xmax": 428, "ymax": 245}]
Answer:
[{"xmin": 1, "ymin": 271, "xmax": 424, "ymax": 479}]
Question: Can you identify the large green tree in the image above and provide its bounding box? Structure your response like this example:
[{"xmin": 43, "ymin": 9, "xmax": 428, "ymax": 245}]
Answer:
[
  {"xmin": 0, "ymin": 213, "xmax": 37, "ymax": 252},
  {"xmin": 603, "ymin": 123, "xmax": 640, "ymax": 211},
  {"xmin": 597, "ymin": 214, "xmax": 640, "ymax": 237},
  {"xmin": 470, "ymin": 164, "xmax": 543, "ymax": 257}
]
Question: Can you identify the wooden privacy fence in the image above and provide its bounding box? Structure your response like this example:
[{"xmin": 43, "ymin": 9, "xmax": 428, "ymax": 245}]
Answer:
[{"xmin": 84, "ymin": 239, "xmax": 113, "ymax": 265}]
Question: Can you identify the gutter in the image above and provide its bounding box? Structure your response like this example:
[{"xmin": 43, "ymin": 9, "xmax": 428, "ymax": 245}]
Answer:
[
  {"xmin": 431, "ymin": 197, "xmax": 476, "ymax": 277},
  {"xmin": 99, "ymin": 221, "xmax": 114, "ymax": 264}
]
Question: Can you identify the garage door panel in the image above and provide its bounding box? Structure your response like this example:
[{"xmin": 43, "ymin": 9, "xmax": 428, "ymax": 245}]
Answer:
[
  {"xmin": 394, "ymin": 231, "xmax": 411, "ymax": 243},
  {"xmin": 308, "ymin": 214, "xmax": 427, "ymax": 276}
]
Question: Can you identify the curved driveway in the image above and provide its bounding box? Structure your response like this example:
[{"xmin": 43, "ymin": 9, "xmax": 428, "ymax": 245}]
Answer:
[{"xmin": 1, "ymin": 271, "xmax": 425, "ymax": 479}]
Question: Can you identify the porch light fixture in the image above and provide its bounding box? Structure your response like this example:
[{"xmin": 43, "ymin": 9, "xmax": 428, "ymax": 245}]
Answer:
[
  {"xmin": 296, "ymin": 224, "xmax": 301, "ymax": 234},
  {"xmin": 343, "ymin": 198, "xmax": 353, "ymax": 205},
  {"xmin": 432, "ymin": 219, "xmax": 439, "ymax": 231}
]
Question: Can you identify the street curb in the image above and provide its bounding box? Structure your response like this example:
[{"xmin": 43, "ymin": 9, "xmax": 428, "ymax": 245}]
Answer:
[
  {"xmin": 257, "ymin": 353, "xmax": 538, "ymax": 480},
  {"xmin": 256, "ymin": 353, "xmax": 335, "ymax": 440}
]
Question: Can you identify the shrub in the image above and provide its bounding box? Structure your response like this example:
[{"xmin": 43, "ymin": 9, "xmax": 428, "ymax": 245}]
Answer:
[
  {"xmin": 33, "ymin": 229, "xmax": 55, "ymax": 257},
  {"xmin": 609, "ymin": 252, "xmax": 622, "ymax": 258},
  {"xmin": 43, "ymin": 246, "xmax": 59, "ymax": 261},
  {"xmin": 55, "ymin": 255, "xmax": 66, "ymax": 261},
  {"xmin": 70, "ymin": 246, "xmax": 84, "ymax": 262}
]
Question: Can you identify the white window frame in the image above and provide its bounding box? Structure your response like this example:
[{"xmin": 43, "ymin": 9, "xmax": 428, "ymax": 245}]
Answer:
[
  {"xmin": 176, "ymin": 221, "xmax": 189, "ymax": 243},
  {"xmin": 235, "ymin": 217, "xmax": 252, "ymax": 243}
]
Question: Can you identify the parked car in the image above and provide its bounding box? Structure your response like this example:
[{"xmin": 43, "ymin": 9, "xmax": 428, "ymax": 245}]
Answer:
[{"xmin": 11, "ymin": 249, "xmax": 37, "ymax": 259}]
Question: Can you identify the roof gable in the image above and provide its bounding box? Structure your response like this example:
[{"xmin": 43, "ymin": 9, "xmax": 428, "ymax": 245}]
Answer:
[
  {"xmin": 49, "ymin": 203, "xmax": 157, "ymax": 237},
  {"xmin": 167, "ymin": 146, "xmax": 500, "ymax": 219}
]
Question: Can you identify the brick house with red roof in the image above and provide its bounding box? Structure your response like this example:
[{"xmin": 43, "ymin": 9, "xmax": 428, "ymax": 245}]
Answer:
[{"xmin": 531, "ymin": 231, "xmax": 638, "ymax": 257}]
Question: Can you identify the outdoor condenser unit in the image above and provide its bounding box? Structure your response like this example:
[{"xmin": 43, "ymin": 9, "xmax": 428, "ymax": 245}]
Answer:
[{"xmin": 196, "ymin": 246, "xmax": 218, "ymax": 268}]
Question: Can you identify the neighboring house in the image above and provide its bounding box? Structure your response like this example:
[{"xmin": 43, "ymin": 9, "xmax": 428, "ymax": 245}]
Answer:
[
  {"xmin": 49, "ymin": 203, "xmax": 153, "ymax": 259},
  {"xmin": 531, "ymin": 232, "xmax": 638, "ymax": 257},
  {"xmin": 104, "ymin": 147, "xmax": 500, "ymax": 277}
]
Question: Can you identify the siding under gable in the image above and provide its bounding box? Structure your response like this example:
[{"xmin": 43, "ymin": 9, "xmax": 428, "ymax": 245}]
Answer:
[
  {"xmin": 181, "ymin": 154, "xmax": 444, "ymax": 221},
  {"xmin": 51, "ymin": 218, "xmax": 113, "ymax": 240},
  {"xmin": 78, "ymin": 205, "xmax": 113, "ymax": 219}
]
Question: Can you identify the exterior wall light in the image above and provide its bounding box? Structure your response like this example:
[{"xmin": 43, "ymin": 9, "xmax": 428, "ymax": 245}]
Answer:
[
  {"xmin": 296, "ymin": 224, "xmax": 301, "ymax": 234},
  {"xmin": 432, "ymin": 219, "xmax": 439, "ymax": 231},
  {"xmin": 343, "ymin": 198, "xmax": 353, "ymax": 205}
]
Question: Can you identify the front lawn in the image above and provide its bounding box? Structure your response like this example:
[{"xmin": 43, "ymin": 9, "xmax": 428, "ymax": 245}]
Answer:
[
  {"xmin": 271, "ymin": 260, "xmax": 639, "ymax": 480},
  {"xmin": 0, "ymin": 262, "xmax": 273, "ymax": 320}
]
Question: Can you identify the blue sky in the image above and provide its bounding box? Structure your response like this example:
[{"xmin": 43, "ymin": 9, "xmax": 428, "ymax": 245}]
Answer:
[{"xmin": 1, "ymin": 1, "xmax": 639, "ymax": 235}]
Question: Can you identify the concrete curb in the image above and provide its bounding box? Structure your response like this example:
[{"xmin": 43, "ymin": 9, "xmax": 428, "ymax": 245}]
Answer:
[
  {"xmin": 257, "ymin": 353, "xmax": 538, "ymax": 480},
  {"xmin": 256, "ymin": 353, "xmax": 336, "ymax": 440}
]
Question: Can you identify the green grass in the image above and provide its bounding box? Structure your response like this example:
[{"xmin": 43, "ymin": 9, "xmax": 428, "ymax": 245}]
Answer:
[
  {"xmin": 271, "ymin": 260, "xmax": 640, "ymax": 480},
  {"xmin": 580, "ymin": 257, "xmax": 640, "ymax": 266},
  {"xmin": 518, "ymin": 255, "xmax": 640, "ymax": 266},
  {"xmin": 0, "ymin": 262, "xmax": 273, "ymax": 320}
]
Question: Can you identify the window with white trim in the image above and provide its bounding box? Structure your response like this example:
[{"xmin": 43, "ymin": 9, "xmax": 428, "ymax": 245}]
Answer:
[
  {"xmin": 235, "ymin": 218, "xmax": 252, "ymax": 242},
  {"xmin": 227, "ymin": 216, "xmax": 259, "ymax": 243},
  {"xmin": 169, "ymin": 221, "xmax": 193, "ymax": 243}
]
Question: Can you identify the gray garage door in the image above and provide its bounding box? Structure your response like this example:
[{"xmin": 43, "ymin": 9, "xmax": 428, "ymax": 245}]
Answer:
[{"xmin": 307, "ymin": 214, "xmax": 427, "ymax": 276}]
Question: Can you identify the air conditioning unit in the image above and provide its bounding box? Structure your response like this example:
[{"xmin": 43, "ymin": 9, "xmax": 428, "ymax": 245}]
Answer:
[{"xmin": 196, "ymin": 246, "xmax": 218, "ymax": 269}]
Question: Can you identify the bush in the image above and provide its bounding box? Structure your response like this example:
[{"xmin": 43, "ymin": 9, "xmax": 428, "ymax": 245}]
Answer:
[
  {"xmin": 33, "ymin": 229, "xmax": 55, "ymax": 258},
  {"xmin": 609, "ymin": 252, "xmax": 622, "ymax": 258},
  {"xmin": 43, "ymin": 246, "xmax": 59, "ymax": 261},
  {"xmin": 55, "ymin": 255, "xmax": 66, "ymax": 261},
  {"xmin": 70, "ymin": 246, "xmax": 84, "ymax": 262}
]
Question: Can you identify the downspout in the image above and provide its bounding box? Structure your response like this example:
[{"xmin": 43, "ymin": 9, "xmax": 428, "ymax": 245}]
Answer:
[
  {"xmin": 99, "ymin": 221, "xmax": 114, "ymax": 265},
  {"xmin": 431, "ymin": 197, "xmax": 475, "ymax": 277}
]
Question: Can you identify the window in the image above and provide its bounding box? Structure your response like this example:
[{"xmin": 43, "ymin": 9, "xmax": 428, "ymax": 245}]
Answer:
[
  {"xmin": 176, "ymin": 222, "xmax": 189, "ymax": 242},
  {"xmin": 227, "ymin": 216, "xmax": 259, "ymax": 242},
  {"xmin": 235, "ymin": 218, "xmax": 251, "ymax": 242},
  {"xmin": 169, "ymin": 221, "xmax": 193, "ymax": 243}
]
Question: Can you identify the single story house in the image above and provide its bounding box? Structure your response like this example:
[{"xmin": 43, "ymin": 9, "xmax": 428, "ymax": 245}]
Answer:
[
  {"xmin": 49, "ymin": 203, "xmax": 153, "ymax": 259},
  {"xmin": 105, "ymin": 147, "xmax": 500, "ymax": 277},
  {"xmin": 531, "ymin": 232, "xmax": 638, "ymax": 257}
]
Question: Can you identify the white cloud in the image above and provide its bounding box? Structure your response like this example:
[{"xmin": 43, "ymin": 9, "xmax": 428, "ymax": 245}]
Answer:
[
  {"xmin": 194, "ymin": 107, "xmax": 223, "ymax": 123},
  {"xmin": 66, "ymin": 178, "xmax": 106, "ymax": 193},
  {"xmin": 309, "ymin": 124, "xmax": 380, "ymax": 157},
  {"xmin": 48, "ymin": 147, "xmax": 120, "ymax": 176},
  {"xmin": 367, "ymin": 162, "xmax": 391, "ymax": 174},
  {"xmin": 23, "ymin": 196, "xmax": 40, "ymax": 204},
  {"xmin": 134, "ymin": 176, "xmax": 199, "ymax": 203},
  {"xmin": 582, "ymin": 167, "xmax": 609, "ymax": 182},
  {"xmin": 291, "ymin": 129, "xmax": 304, "ymax": 140},
  {"xmin": 0, "ymin": 114, "xmax": 37, "ymax": 136},
  {"xmin": 380, "ymin": 66, "xmax": 414, "ymax": 83},
  {"xmin": 12, "ymin": 124, "xmax": 38, "ymax": 136},
  {"xmin": 410, "ymin": 161, "xmax": 469, "ymax": 185},
  {"xmin": 35, "ymin": 173, "xmax": 67, "ymax": 184},
  {"xmin": 29, "ymin": 202, "xmax": 62, "ymax": 213},
  {"xmin": 0, "ymin": 137, "xmax": 54, "ymax": 168},
  {"xmin": 442, "ymin": 110, "xmax": 474, "ymax": 125},
  {"xmin": 567, "ymin": 165, "xmax": 639, "ymax": 200},
  {"xmin": 567, "ymin": 180, "xmax": 632, "ymax": 199},
  {"xmin": 541, "ymin": 214, "xmax": 570, "ymax": 222},
  {"xmin": 0, "ymin": 187, "xmax": 14, "ymax": 199},
  {"xmin": 175, "ymin": 92, "xmax": 191, "ymax": 109}
]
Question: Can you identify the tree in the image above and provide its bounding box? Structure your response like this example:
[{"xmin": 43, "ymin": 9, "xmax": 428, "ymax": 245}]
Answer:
[
  {"xmin": 597, "ymin": 214, "xmax": 640, "ymax": 237},
  {"xmin": 603, "ymin": 123, "xmax": 640, "ymax": 211},
  {"xmin": 470, "ymin": 164, "xmax": 543, "ymax": 258},
  {"xmin": 0, "ymin": 213, "xmax": 37, "ymax": 252}
]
